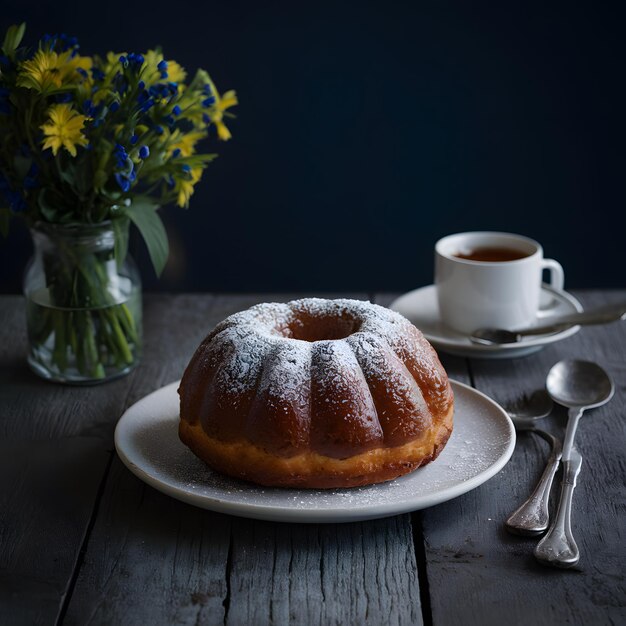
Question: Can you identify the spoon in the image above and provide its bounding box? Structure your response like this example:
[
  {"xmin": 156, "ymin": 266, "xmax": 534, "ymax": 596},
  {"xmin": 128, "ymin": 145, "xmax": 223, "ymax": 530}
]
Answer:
[
  {"xmin": 470, "ymin": 302, "xmax": 626, "ymax": 345},
  {"xmin": 505, "ymin": 391, "xmax": 563, "ymax": 536},
  {"xmin": 534, "ymin": 360, "xmax": 614, "ymax": 568}
]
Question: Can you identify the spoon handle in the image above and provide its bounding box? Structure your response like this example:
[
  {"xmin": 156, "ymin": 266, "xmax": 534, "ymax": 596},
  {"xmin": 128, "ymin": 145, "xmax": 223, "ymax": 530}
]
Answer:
[
  {"xmin": 506, "ymin": 429, "xmax": 562, "ymax": 535},
  {"xmin": 534, "ymin": 447, "xmax": 582, "ymax": 567},
  {"xmin": 519, "ymin": 303, "xmax": 626, "ymax": 337}
]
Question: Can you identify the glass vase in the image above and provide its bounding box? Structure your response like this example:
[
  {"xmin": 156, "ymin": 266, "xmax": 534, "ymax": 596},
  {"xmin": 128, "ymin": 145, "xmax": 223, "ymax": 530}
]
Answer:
[{"xmin": 23, "ymin": 220, "xmax": 142, "ymax": 384}]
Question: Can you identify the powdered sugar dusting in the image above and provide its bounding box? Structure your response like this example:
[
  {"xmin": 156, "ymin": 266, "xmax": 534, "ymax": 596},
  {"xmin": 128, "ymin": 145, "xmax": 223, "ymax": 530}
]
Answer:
[
  {"xmin": 203, "ymin": 298, "xmax": 439, "ymax": 399},
  {"xmin": 185, "ymin": 298, "xmax": 451, "ymax": 451},
  {"xmin": 254, "ymin": 341, "xmax": 311, "ymax": 409}
]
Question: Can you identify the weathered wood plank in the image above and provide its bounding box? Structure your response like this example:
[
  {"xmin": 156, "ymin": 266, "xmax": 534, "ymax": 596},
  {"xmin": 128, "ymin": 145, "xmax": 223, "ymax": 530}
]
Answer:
[
  {"xmin": 418, "ymin": 290, "xmax": 626, "ymax": 626},
  {"xmin": 0, "ymin": 295, "xmax": 138, "ymax": 626},
  {"xmin": 225, "ymin": 515, "xmax": 421, "ymax": 626},
  {"xmin": 0, "ymin": 437, "xmax": 109, "ymax": 626},
  {"xmin": 62, "ymin": 457, "xmax": 232, "ymax": 626}
]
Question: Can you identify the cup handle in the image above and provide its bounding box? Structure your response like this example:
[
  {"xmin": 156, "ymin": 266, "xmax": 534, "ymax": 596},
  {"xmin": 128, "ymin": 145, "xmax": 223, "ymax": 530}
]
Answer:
[{"xmin": 542, "ymin": 258, "xmax": 564, "ymax": 291}]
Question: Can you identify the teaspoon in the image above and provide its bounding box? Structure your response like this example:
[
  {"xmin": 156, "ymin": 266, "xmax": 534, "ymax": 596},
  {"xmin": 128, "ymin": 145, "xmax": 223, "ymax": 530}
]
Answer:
[
  {"xmin": 470, "ymin": 302, "xmax": 626, "ymax": 345},
  {"xmin": 534, "ymin": 359, "xmax": 614, "ymax": 568},
  {"xmin": 505, "ymin": 391, "xmax": 562, "ymax": 536}
]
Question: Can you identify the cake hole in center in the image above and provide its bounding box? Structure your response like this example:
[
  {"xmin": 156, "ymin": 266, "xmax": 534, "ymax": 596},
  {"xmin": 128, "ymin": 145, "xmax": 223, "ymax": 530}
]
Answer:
[{"xmin": 283, "ymin": 313, "xmax": 361, "ymax": 342}]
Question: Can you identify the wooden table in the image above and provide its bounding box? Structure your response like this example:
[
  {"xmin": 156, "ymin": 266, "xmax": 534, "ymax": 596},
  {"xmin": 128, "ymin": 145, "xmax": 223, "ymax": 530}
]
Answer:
[{"xmin": 1, "ymin": 291, "xmax": 625, "ymax": 626}]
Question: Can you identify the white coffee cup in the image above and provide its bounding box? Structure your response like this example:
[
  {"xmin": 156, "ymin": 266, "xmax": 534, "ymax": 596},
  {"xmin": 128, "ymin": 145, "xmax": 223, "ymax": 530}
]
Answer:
[{"xmin": 434, "ymin": 232, "xmax": 564, "ymax": 334}]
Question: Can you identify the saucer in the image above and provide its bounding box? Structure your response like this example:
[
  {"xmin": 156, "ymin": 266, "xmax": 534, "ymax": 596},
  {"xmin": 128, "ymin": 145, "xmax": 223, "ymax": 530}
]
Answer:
[{"xmin": 388, "ymin": 284, "xmax": 583, "ymax": 359}]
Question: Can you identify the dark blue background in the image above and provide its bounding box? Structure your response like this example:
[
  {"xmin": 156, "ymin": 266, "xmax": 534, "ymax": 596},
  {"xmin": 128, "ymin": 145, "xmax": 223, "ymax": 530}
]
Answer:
[{"xmin": 1, "ymin": 1, "xmax": 625, "ymax": 293}]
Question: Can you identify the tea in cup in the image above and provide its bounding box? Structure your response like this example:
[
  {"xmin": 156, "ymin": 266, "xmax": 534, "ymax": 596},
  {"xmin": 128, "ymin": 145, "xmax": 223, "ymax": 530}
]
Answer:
[{"xmin": 434, "ymin": 232, "xmax": 564, "ymax": 334}]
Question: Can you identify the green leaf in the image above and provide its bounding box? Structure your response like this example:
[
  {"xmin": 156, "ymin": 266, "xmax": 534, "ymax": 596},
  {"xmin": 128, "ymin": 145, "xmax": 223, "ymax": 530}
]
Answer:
[
  {"xmin": 175, "ymin": 154, "xmax": 218, "ymax": 167},
  {"xmin": 126, "ymin": 199, "xmax": 169, "ymax": 277},
  {"xmin": 0, "ymin": 208, "xmax": 11, "ymax": 237},
  {"xmin": 38, "ymin": 187, "xmax": 63, "ymax": 222},
  {"xmin": 2, "ymin": 23, "xmax": 26, "ymax": 59},
  {"xmin": 112, "ymin": 216, "xmax": 130, "ymax": 269}
]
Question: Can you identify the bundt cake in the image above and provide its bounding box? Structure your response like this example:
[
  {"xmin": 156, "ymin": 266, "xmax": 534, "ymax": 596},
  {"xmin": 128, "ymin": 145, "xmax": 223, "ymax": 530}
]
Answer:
[{"xmin": 178, "ymin": 298, "xmax": 454, "ymax": 488}]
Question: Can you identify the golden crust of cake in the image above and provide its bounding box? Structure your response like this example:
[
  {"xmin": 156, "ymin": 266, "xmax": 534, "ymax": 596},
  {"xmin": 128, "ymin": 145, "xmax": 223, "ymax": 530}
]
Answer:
[
  {"xmin": 178, "ymin": 298, "xmax": 454, "ymax": 489},
  {"xmin": 179, "ymin": 403, "xmax": 453, "ymax": 488}
]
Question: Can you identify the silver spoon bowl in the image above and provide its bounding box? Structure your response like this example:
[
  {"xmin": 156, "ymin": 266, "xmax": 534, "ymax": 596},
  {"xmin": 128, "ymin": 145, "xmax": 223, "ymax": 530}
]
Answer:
[
  {"xmin": 507, "ymin": 389, "xmax": 553, "ymax": 425},
  {"xmin": 534, "ymin": 359, "xmax": 614, "ymax": 568}
]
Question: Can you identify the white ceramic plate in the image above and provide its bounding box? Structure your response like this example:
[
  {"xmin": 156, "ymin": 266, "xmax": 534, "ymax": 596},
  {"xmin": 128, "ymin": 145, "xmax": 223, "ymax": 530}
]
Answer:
[
  {"xmin": 389, "ymin": 284, "xmax": 583, "ymax": 358},
  {"xmin": 114, "ymin": 380, "xmax": 515, "ymax": 523}
]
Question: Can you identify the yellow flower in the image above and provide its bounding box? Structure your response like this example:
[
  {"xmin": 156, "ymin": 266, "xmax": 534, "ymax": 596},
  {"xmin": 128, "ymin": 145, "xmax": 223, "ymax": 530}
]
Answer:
[
  {"xmin": 141, "ymin": 50, "xmax": 187, "ymax": 86},
  {"xmin": 167, "ymin": 60, "xmax": 186, "ymax": 83},
  {"xmin": 206, "ymin": 83, "xmax": 238, "ymax": 141},
  {"xmin": 104, "ymin": 51, "xmax": 126, "ymax": 74},
  {"xmin": 168, "ymin": 130, "xmax": 205, "ymax": 157},
  {"xmin": 40, "ymin": 104, "xmax": 89, "ymax": 156},
  {"xmin": 176, "ymin": 167, "xmax": 202, "ymax": 208},
  {"xmin": 18, "ymin": 49, "xmax": 92, "ymax": 92}
]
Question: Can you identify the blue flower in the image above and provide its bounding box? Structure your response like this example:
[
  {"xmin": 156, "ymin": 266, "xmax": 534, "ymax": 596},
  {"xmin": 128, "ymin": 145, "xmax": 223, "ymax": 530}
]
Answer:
[
  {"xmin": 202, "ymin": 113, "xmax": 211, "ymax": 125},
  {"xmin": 130, "ymin": 134, "xmax": 139, "ymax": 145},
  {"xmin": 181, "ymin": 164, "xmax": 191, "ymax": 173},
  {"xmin": 138, "ymin": 145, "xmax": 150, "ymax": 159},
  {"xmin": 126, "ymin": 52, "xmax": 144, "ymax": 70},
  {"xmin": 148, "ymin": 84, "xmax": 170, "ymax": 99},
  {"xmin": 113, "ymin": 143, "xmax": 129, "ymax": 168},
  {"xmin": 202, "ymin": 83, "xmax": 212, "ymax": 95},
  {"xmin": 83, "ymin": 99, "xmax": 97, "ymax": 117},
  {"xmin": 172, "ymin": 148, "xmax": 181, "ymax": 158},
  {"xmin": 115, "ymin": 172, "xmax": 131, "ymax": 193},
  {"xmin": 139, "ymin": 97, "xmax": 155, "ymax": 113},
  {"xmin": 154, "ymin": 125, "xmax": 164, "ymax": 135},
  {"xmin": 202, "ymin": 96, "xmax": 216, "ymax": 108},
  {"xmin": 42, "ymin": 33, "xmax": 57, "ymax": 49},
  {"xmin": 109, "ymin": 101, "xmax": 120, "ymax": 113},
  {"xmin": 157, "ymin": 60, "xmax": 168, "ymax": 79},
  {"xmin": 172, "ymin": 105, "xmax": 181, "ymax": 116},
  {"xmin": 119, "ymin": 55, "xmax": 127, "ymax": 66},
  {"xmin": 114, "ymin": 72, "xmax": 128, "ymax": 95},
  {"xmin": 57, "ymin": 33, "xmax": 79, "ymax": 52},
  {"xmin": 91, "ymin": 67, "xmax": 105, "ymax": 81},
  {"xmin": 77, "ymin": 67, "xmax": 88, "ymax": 79}
]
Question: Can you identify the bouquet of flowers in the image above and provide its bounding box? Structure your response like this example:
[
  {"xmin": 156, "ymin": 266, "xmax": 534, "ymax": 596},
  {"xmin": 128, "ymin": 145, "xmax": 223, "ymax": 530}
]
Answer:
[{"xmin": 0, "ymin": 23, "xmax": 237, "ymax": 382}]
